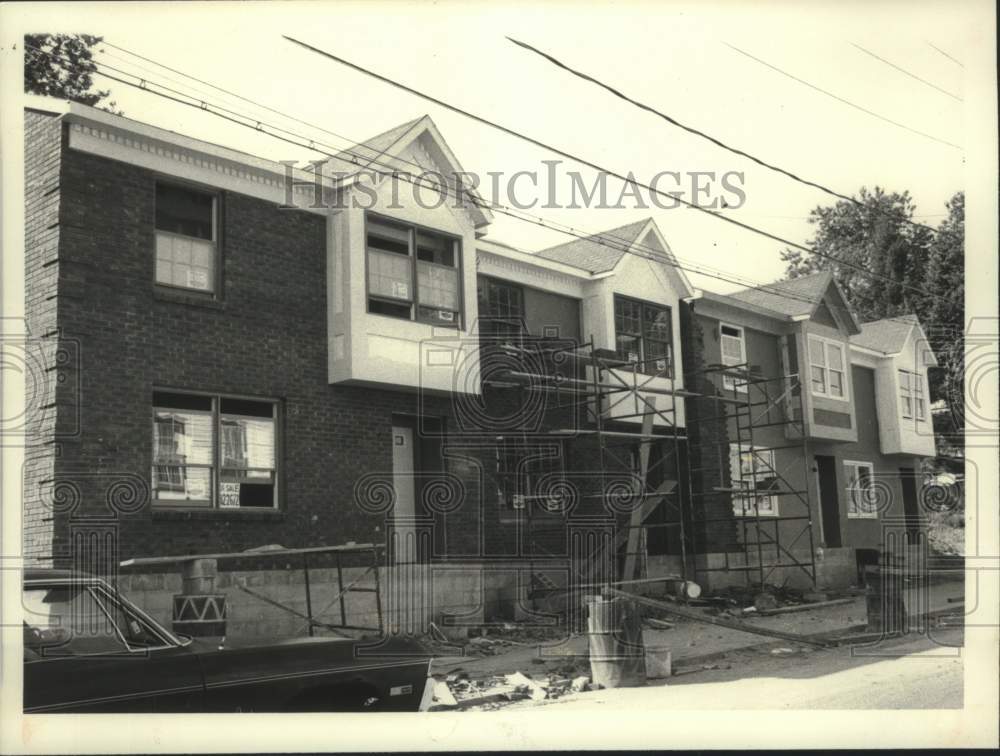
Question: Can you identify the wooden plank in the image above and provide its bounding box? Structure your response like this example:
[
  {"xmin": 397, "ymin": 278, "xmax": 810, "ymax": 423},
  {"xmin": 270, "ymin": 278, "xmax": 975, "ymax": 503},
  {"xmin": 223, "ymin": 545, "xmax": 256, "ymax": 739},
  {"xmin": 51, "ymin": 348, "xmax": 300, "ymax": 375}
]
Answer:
[
  {"xmin": 606, "ymin": 588, "xmax": 834, "ymax": 648},
  {"xmin": 755, "ymin": 597, "xmax": 856, "ymax": 616},
  {"xmin": 622, "ymin": 403, "xmax": 655, "ymax": 582},
  {"xmin": 120, "ymin": 542, "xmax": 382, "ymax": 567}
]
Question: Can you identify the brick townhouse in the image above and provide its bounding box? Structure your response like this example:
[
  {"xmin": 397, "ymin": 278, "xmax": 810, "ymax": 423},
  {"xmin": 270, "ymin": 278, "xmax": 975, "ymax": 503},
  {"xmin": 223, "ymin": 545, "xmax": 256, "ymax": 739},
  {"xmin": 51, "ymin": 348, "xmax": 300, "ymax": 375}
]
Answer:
[{"xmin": 22, "ymin": 94, "xmax": 937, "ymax": 631}]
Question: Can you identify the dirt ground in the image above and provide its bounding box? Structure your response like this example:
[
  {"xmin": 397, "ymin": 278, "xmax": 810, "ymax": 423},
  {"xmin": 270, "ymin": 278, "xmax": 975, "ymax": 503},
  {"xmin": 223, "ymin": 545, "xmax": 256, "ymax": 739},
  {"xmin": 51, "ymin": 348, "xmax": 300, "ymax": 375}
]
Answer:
[{"xmin": 424, "ymin": 578, "xmax": 965, "ymax": 711}]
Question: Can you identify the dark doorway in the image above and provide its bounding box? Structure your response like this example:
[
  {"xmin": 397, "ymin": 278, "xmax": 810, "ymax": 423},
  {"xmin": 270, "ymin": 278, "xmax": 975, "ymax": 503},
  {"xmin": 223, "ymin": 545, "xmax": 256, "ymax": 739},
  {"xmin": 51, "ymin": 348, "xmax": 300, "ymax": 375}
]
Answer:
[
  {"xmin": 899, "ymin": 467, "xmax": 922, "ymax": 544},
  {"xmin": 815, "ymin": 455, "xmax": 842, "ymax": 548}
]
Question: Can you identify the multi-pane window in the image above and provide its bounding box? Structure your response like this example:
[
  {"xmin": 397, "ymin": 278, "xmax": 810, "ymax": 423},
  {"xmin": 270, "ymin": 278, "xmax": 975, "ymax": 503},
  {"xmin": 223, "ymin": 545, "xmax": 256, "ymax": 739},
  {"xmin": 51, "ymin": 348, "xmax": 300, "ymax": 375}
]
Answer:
[
  {"xmin": 614, "ymin": 295, "xmax": 673, "ymax": 376},
  {"xmin": 898, "ymin": 369, "xmax": 925, "ymax": 420},
  {"xmin": 155, "ymin": 183, "xmax": 217, "ymax": 294},
  {"xmin": 366, "ymin": 215, "xmax": 461, "ymax": 326},
  {"xmin": 477, "ymin": 277, "xmax": 525, "ymax": 343},
  {"xmin": 729, "ymin": 444, "xmax": 778, "ymax": 516},
  {"xmin": 808, "ymin": 336, "xmax": 847, "ymax": 399},
  {"xmin": 720, "ymin": 323, "xmax": 747, "ymax": 392},
  {"xmin": 152, "ymin": 392, "xmax": 278, "ymax": 509},
  {"xmin": 845, "ymin": 460, "xmax": 877, "ymax": 518}
]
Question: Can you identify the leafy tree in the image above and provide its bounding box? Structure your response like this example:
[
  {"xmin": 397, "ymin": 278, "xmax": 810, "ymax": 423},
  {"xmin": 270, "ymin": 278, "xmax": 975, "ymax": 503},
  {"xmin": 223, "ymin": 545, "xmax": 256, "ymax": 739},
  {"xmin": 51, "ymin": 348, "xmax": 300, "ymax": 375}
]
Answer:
[
  {"xmin": 24, "ymin": 34, "xmax": 120, "ymax": 113},
  {"xmin": 782, "ymin": 188, "xmax": 965, "ymax": 443}
]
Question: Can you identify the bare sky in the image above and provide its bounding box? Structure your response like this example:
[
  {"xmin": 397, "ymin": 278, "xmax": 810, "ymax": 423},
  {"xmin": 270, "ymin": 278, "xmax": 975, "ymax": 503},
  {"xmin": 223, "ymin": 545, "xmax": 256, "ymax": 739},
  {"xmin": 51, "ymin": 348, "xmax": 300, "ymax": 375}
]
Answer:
[{"xmin": 14, "ymin": 1, "xmax": 980, "ymax": 292}]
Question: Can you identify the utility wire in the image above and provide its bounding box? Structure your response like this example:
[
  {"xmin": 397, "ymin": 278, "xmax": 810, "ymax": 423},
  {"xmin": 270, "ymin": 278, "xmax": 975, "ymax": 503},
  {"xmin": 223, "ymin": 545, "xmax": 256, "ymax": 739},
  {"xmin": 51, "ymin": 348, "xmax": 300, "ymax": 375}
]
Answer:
[
  {"xmin": 926, "ymin": 40, "xmax": 964, "ymax": 68},
  {"xmin": 283, "ymin": 35, "xmax": 946, "ymax": 303},
  {"xmin": 506, "ymin": 36, "xmax": 942, "ymax": 237},
  {"xmin": 28, "ymin": 40, "xmax": 937, "ymax": 326},
  {"xmin": 724, "ymin": 43, "xmax": 962, "ymax": 150},
  {"xmin": 851, "ymin": 42, "xmax": 962, "ymax": 101}
]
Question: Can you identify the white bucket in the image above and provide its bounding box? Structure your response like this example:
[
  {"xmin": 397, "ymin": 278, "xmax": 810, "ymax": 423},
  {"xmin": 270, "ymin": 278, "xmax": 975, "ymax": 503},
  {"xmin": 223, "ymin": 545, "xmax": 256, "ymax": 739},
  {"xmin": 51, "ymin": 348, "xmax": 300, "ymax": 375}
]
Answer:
[{"xmin": 642, "ymin": 629, "xmax": 672, "ymax": 679}]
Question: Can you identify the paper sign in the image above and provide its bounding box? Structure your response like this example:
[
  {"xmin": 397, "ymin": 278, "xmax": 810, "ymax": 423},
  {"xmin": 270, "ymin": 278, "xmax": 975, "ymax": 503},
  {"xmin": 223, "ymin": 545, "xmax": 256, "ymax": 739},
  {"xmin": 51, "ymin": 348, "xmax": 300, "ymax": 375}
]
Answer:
[
  {"xmin": 392, "ymin": 281, "xmax": 409, "ymax": 299},
  {"xmin": 220, "ymin": 482, "xmax": 241, "ymax": 508}
]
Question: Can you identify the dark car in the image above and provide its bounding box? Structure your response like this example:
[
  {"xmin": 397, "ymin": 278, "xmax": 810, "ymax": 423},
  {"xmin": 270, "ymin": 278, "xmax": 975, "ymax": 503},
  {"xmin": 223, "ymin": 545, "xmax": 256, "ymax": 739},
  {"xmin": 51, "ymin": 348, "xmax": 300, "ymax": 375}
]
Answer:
[{"xmin": 23, "ymin": 568, "xmax": 432, "ymax": 713}]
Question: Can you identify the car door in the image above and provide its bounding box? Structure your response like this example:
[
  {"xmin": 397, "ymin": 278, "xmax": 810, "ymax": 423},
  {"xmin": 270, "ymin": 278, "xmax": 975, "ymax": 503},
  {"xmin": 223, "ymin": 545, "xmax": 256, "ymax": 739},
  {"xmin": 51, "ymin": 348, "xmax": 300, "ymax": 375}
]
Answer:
[{"xmin": 23, "ymin": 581, "xmax": 205, "ymax": 713}]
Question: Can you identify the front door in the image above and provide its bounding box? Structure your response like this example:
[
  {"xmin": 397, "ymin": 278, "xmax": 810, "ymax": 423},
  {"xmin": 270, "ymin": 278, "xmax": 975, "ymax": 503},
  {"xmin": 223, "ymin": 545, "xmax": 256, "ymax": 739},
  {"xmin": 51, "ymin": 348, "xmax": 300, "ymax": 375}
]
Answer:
[
  {"xmin": 391, "ymin": 425, "xmax": 417, "ymax": 564},
  {"xmin": 815, "ymin": 455, "xmax": 842, "ymax": 548},
  {"xmin": 899, "ymin": 467, "xmax": 922, "ymax": 544}
]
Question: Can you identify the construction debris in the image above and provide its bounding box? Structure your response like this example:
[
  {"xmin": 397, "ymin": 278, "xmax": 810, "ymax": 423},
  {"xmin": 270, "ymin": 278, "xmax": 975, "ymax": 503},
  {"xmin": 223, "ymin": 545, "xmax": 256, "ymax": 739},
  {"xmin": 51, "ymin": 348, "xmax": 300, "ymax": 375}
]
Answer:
[{"xmin": 606, "ymin": 588, "xmax": 835, "ymax": 648}]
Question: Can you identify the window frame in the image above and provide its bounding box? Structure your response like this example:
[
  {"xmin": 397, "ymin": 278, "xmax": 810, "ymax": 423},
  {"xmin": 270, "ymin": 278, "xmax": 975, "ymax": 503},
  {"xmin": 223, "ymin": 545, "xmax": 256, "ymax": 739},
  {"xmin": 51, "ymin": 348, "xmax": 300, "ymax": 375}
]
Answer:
[
  {"xmin": 898, "ymin": 369, "xmax": 925, "ymax": 421},
  {"xmin": 477, "ymin": 276, "xmax": 526, "ymax": 343},
  {"xmin": 364, "ymin": 212, "xmax": 464, "ymax": 329},
  {"xmin": 729, "ymin": 443, "xmax": 779, "ymax": 517},
  {"xmin": 844, "ymin": 460, "xmax": 878, "ymax": 519},
  {"xmin": 613, "ymin": 294, "xmax": 674, "ymax": 377},
  {"xmin": 719, "ymin": 322, "xmax": 748, "ymax": 393},
  {"xmin": 153, "ymin": 180, "xmax": 222, "ymax": 299},
  {"xmin": 808, "ymin": 334, "xmax": 849, "ymax": 401},
  {"xmin": 151, "ymin": 389, "xmax": 281, "ymax": 512}
]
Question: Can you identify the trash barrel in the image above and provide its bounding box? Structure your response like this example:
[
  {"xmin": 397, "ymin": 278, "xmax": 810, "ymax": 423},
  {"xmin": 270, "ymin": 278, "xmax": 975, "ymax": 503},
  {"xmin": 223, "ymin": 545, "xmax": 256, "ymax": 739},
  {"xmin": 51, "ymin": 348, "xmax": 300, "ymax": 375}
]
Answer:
[
  {"xmin": 586, "ymin": 595, "xmax": 646, "ymax": 688},
  {"xmin": 864, "ymin": 566, "xmax": 906, "ymax": 635}
]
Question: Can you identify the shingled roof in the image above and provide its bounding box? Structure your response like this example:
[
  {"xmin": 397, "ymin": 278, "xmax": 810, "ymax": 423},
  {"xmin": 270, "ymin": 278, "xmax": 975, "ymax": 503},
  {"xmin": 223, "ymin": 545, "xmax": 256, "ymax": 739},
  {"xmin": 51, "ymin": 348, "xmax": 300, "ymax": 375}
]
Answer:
[
  {"xmin": 853, "ymin": 313, "xmax": 920, "ymax": 355},
  {"xmin": 726, "ymin": 270, "xmax": 834, "ymax": 317},
  {"xmin": 533, "ymin": 219, "xmax": 652, "ymax": 273},
  {"xmin": 333, "ymin": 116, "xmax": 424, "ymax": 166}
]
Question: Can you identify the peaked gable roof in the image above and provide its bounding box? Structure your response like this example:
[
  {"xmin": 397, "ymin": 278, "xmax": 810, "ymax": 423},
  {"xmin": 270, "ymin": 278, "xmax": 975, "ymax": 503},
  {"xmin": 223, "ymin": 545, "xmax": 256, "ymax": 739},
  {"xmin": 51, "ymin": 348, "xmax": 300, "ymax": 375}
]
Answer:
[
  {"xmin": 726, "ymin": 270, "xmax": 861, "ymax": 334},
  {"xmin": 533, "ymin": 218, "xmax": 694, "ymax": 297},
  {"xmin": 333, "ymin": 116, "xmax": 424, "ymax": 167},
  {"xmin": 333, "ymin": 114, "xmax": 493, "ymax": 228},
  {"xmin": 534, "ymin": 219, "xmax": 650, "ymax": 273}
]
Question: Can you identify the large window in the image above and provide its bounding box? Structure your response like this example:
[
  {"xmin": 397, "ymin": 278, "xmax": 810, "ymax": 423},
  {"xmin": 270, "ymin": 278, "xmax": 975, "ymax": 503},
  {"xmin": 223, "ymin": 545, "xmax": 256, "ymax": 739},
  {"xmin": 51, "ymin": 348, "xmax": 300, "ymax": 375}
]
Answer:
[
  {"xmin": 614, "ymin": 296, "xmax": 673, "ymax": 377},
  {"xmin": 366, "ymin": 215, "xmax": 461, "ymax": 327},
  {"xmin": 898, "ymin": 369, "xmax": 925, "ymax": 420},
  {"xmin": 844, "ymin": 460, "xmax": 877, "ymax": 519},
  {"xmin": 808, "ymin": 336, "xmax": 847, "ymax": 400},
  {"xmin": 152, "ymin": 392, "xmax": 278, "ymax": 509},
  {"xmin": 477, "ymin": 277, "xmax": 525, "ymax": 343},
  {"xmin": 155, "ymin": 183, "xmax": 218, "ymax": 294},
  {"xmin": 719, "ymin": 323, "xmax": 747, "ymax": 392},
  {"xmin": 729, "ymin": 444, "xmax": 778, "ymax": 516}
]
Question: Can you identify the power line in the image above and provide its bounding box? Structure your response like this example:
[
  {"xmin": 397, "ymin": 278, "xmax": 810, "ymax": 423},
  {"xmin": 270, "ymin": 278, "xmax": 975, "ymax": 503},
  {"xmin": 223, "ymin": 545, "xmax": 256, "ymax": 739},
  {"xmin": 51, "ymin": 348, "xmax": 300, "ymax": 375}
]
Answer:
[
  {"xmin": 283, "ymin": 35, "xmax": 947, "ymax": 304},
  {"xmin": 27, "ymin": 40, "xmax": 937, "ymax": 327},
  {"xmin": 724, "ymin": 43, "xmax": 962, "ymax": 151},
  {"xmin": 926, "ymin": 40, "xmax": 964, "ymax": 68},
  {"xmin": 506, "ymin": 36, "xmax": 942, "ymax": 237},
  {"xmin": 851, "ymin": 42, "xmax": 962, "ymax": 101}
]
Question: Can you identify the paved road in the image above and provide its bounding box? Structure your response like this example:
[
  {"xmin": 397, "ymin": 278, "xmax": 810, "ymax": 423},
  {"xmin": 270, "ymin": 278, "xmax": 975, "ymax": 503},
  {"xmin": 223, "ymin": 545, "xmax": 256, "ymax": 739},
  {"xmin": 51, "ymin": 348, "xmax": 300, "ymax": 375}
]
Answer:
[{"xmin": 507, "ymin": 628, "xmax": 964, "ymax": 710}]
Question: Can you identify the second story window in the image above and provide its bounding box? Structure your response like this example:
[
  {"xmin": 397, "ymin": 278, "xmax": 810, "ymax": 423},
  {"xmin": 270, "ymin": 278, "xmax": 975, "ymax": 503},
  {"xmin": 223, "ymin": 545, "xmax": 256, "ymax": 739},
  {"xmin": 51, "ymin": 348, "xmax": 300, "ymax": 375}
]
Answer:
[
  {"xmin": 155, "ymin": 183, "xmax": 218, "ymax": 295},
  {"xmin": 719, "ymin": 323, "xmax": 747, "ymax": 392},
  {"xmin": 898, "ymin": 369, "xmax": 925, "ymax": 420},
  {"xmin": 478, "ymin": 277, "xmax": 524, "ymax": 343},
  {"xmin": 808, "ymin": 336, "xmax": 847, "ymax": 400},
  {"xmin": 366, "ymin": 215, "xmax": 461, "ymax": 327},
  {"xmin": 614, "ymin": 295, "xmax": 673, "ymax": 377}
]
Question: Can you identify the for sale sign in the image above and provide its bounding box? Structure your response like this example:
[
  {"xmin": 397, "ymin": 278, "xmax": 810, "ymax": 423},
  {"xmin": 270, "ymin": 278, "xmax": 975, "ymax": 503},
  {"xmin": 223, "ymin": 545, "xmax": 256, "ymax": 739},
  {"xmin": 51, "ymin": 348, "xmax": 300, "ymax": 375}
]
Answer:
[{"xmin": 220, "ymin": 482, "xmax": 241, "ymax": 508}]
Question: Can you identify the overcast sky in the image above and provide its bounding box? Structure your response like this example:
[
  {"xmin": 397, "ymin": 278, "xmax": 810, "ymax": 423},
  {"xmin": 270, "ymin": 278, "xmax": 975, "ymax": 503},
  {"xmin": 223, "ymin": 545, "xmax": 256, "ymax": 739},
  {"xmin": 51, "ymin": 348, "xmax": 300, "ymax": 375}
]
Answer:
[{"xmin": 13, "ymin": 1, "xmax": 982, "ymax": 293}]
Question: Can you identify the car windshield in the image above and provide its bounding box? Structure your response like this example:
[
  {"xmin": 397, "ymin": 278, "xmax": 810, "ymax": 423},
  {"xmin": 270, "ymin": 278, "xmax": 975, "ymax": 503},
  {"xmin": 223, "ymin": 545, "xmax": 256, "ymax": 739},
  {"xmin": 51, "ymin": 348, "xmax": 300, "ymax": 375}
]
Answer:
[{"xmin": 23, "ymin": 583, "xmax": 167, "ymax": 656}]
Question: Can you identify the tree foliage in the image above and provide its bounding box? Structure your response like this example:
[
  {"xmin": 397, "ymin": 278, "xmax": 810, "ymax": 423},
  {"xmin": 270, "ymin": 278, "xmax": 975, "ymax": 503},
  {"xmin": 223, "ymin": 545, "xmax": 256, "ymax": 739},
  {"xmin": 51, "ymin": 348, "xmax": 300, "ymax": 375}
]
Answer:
[
  {"xmin": 24, "ymin": 34, "xmax": 120, "ymax": 113},
  {"xmin": 782, "ymin": 187, "xmax": 965, "ymax": 440}
]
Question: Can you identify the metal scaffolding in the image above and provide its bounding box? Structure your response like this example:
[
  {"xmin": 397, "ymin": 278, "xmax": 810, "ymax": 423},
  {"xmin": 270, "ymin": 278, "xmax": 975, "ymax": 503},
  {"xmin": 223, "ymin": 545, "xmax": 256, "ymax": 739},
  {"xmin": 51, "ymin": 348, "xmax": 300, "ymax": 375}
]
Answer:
[
  {"xmin": 482, "ymin": 332, "xmax": 693, "ymax": 598},
  {"xmin": 686, "ymin": 361, "xmax": 818, "ymax": 588}
]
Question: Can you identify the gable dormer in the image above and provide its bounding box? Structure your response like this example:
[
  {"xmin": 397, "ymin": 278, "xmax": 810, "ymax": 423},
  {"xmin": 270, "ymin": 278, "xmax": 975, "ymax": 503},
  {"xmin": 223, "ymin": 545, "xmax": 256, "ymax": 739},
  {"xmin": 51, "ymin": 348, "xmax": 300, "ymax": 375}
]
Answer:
[
  {"xmin": 326, "ymin": 116, "xmax": 492, "ymax": 394},
  {"xmin": 792, "ymin": 274, "xmax": 861, "ymax": 442}
]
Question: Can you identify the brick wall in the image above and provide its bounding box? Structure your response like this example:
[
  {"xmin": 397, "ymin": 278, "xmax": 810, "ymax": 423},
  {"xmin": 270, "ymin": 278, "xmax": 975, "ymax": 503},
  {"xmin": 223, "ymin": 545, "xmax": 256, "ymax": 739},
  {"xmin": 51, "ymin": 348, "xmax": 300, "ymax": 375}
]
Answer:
[
  {"xmin": 682, "ymin": 302, "xmax": 737, "ymax": 552},
  {"xmin": 31, "ymin": 142, "xmax": 497, "ymax": 565},
  {"xmin": 22, "ymin": 109, "xmax": 66, "ymax": 563}
]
